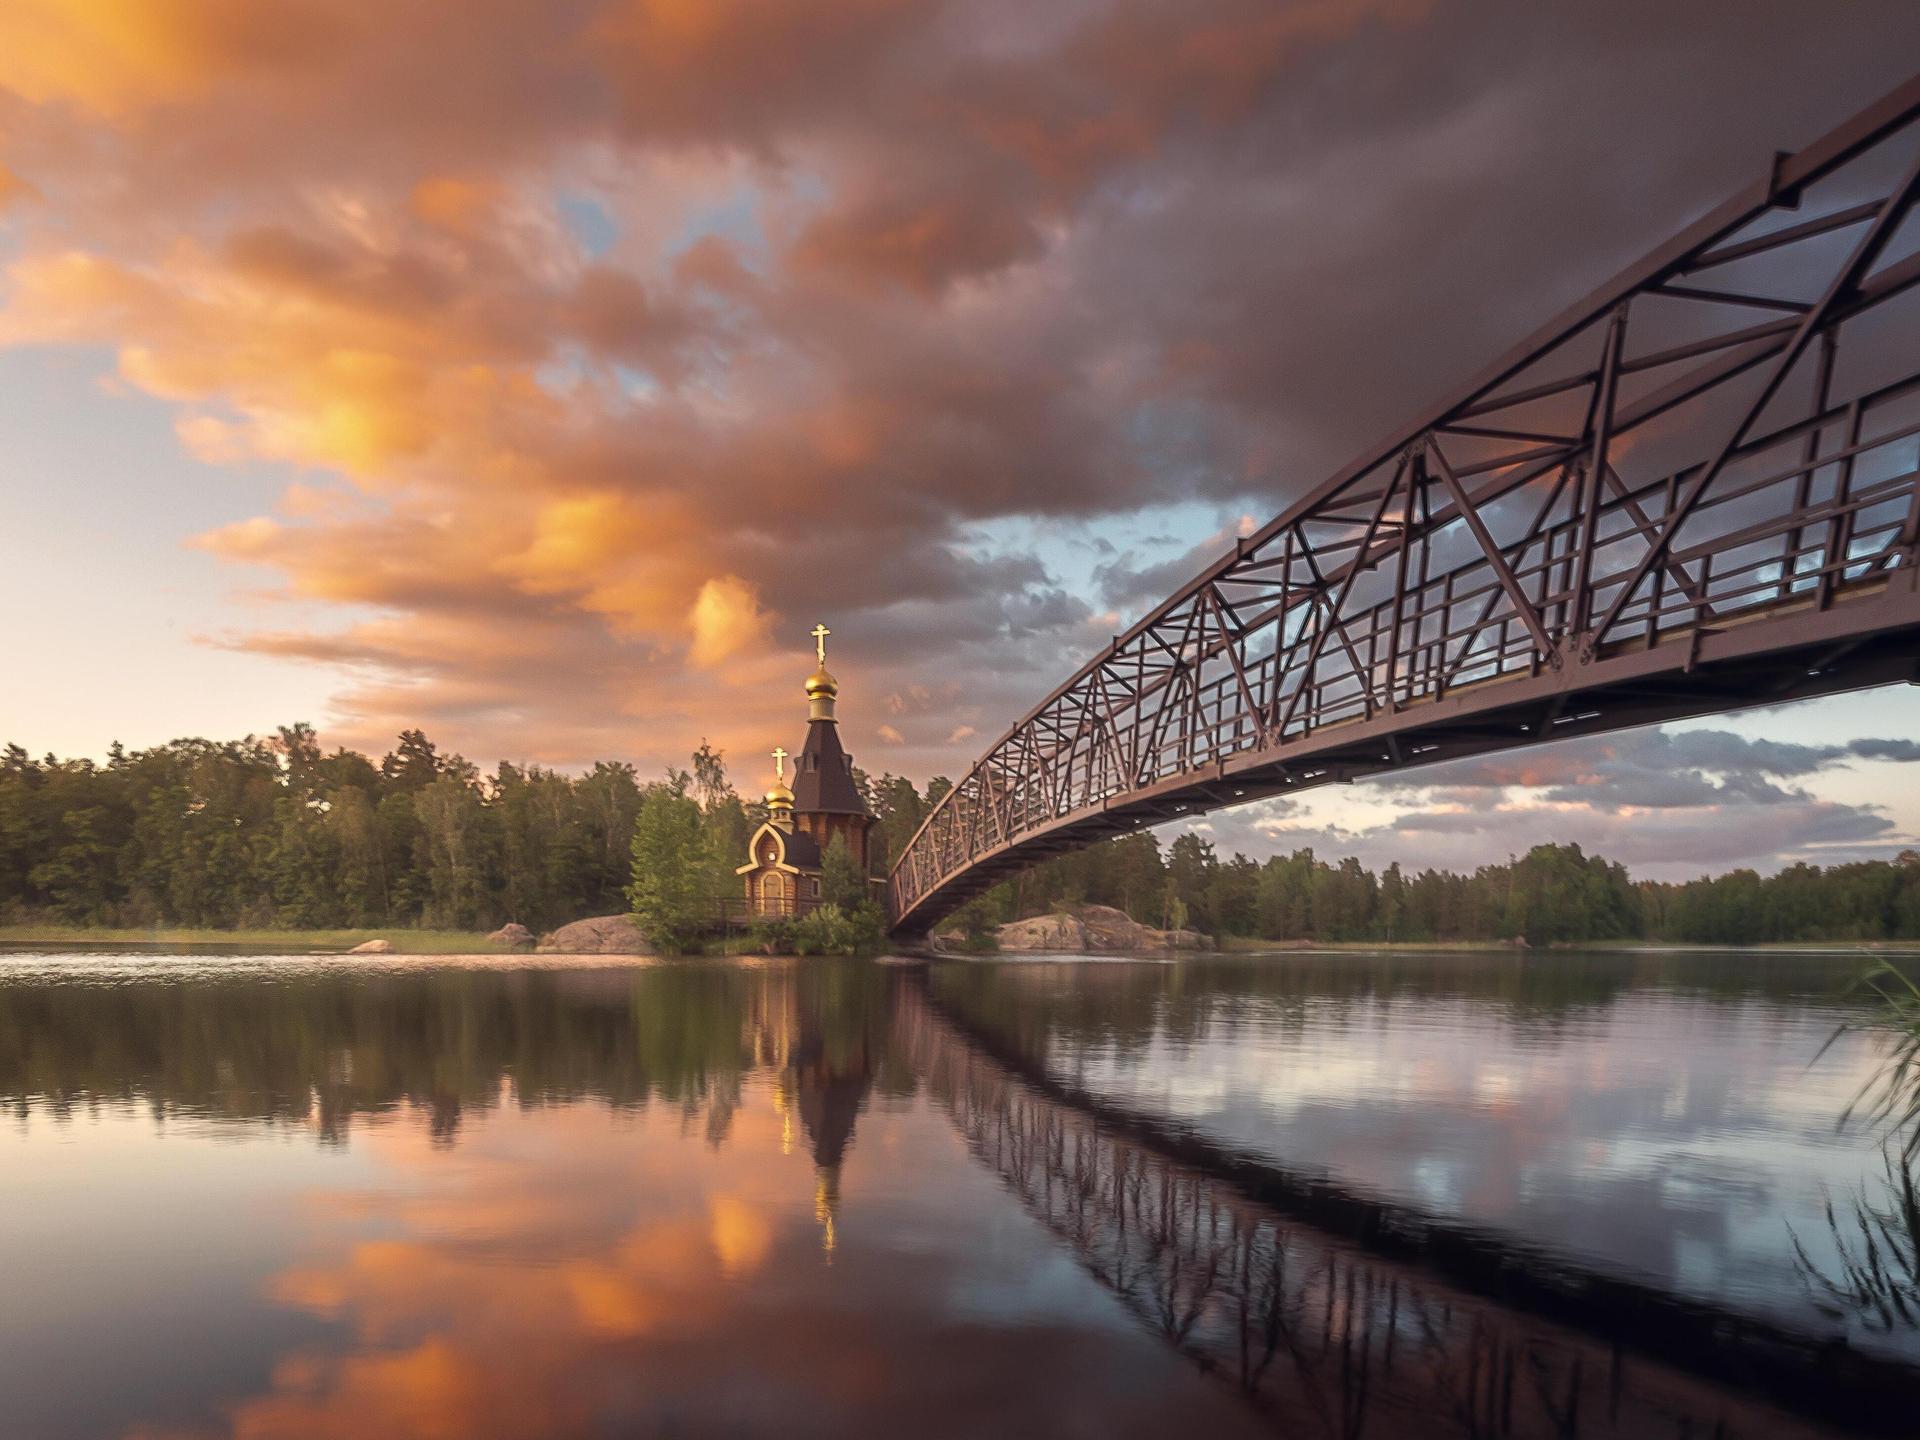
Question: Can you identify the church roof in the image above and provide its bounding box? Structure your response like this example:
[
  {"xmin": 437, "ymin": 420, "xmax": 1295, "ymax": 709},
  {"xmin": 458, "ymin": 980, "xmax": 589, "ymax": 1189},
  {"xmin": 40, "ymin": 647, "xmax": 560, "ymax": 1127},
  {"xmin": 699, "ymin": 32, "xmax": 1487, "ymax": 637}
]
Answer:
[
  {"xmin": 783, "ymin": 829, "xmax": 822, "ymax": 870},
  {"xmin": 737, "ymin": 822, "xmax": 822, "ymax": 874},
  {"xmin": 792, "ymin": 719, "xmax": 869, "ymax": 817}
]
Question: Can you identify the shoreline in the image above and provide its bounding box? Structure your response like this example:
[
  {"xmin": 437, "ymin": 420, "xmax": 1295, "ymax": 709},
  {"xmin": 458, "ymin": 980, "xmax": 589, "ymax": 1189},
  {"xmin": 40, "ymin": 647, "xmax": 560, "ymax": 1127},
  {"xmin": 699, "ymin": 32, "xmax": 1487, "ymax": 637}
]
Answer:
[
  {"xmin": 5, "ymin": 923, "xmax": 1917, "ymax": 960},
  {"xmin": 0, "ymin": 925, "xmax": 511, "ymax": 954},
  {"xmin": 1215, "ymin": 934, "xmax": 1920, "ymax": 955}
]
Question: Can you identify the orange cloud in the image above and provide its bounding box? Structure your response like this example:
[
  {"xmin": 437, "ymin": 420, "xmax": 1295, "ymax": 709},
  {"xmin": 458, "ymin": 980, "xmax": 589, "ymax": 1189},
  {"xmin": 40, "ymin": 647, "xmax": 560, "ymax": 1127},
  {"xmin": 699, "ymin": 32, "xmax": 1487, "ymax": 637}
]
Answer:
[
  {"xmin": 0, "ymin": 0, "xmax": 346, "ymax": 115},
  {"xmin": 0, "ymin": 160, "xmax": 33, "ymax": 210},
  {"xmin": 0, "ymin": 0, "xmax": 1471, "ymax": 775},
  {"xmin": 410, "ymin": 176, "xmax": 504, "ymax": 236},
  {"xmin": 688, "ymin": 575, "xmax": 775, "ymax": 669}
]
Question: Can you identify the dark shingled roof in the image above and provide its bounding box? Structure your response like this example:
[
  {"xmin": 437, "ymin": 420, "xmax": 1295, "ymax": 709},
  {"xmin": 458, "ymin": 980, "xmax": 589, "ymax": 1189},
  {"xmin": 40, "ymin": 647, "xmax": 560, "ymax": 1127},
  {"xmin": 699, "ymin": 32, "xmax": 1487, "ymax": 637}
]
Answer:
[
  {"xmin": 781, "ymin": 828, "xmax": 822, "ymax": 870},
  {"xmin": 791, "ymin": 719, "xmax": 869, "ymax": 816}
]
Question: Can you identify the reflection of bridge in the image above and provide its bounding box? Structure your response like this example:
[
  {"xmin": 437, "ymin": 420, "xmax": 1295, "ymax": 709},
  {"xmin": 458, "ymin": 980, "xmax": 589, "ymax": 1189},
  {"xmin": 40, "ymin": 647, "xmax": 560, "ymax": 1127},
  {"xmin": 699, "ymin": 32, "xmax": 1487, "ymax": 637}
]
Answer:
[
  {"xmin": 897, "ymin": 980, "xmax": 1912, "ymax": 1438},
  {"xmin": 888, "ymin": 78, "xmax": 1920, "ymax": 934}
]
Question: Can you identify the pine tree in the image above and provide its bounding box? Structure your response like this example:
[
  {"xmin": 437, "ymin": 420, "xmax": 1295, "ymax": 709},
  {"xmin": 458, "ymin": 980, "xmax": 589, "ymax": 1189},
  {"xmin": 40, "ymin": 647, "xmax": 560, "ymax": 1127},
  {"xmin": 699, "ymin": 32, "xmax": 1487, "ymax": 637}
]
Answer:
[{"xmin": 820, "ymin": 834, "xmax": 867, "ymax": 912}]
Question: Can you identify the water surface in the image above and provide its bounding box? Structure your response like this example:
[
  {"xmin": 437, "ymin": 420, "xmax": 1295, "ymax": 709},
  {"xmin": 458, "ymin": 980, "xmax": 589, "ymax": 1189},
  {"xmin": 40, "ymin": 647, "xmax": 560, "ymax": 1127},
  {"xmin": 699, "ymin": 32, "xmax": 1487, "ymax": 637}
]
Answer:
[
  {"xmin": 0, "ymin": 948, "xmax": 1910, "ymax": 1439},
  {"xmin": 930, "ymin": 949, "xmax": 1911, "ymax": 1354}
]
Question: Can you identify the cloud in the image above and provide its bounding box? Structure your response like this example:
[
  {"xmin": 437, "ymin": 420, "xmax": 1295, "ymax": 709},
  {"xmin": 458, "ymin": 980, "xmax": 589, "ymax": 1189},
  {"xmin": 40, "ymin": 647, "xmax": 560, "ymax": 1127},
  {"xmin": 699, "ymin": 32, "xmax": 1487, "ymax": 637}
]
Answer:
[
  {"xmin": 1178, "ymin": 723, "xmax": 1920, "ymax": 879},
  {"xmin": 3, "ymin": 0, "xmax": 1918, "ymax": 841},
  {"xmin": 1370, "ymin": 728, "xmax": 1920, "ymax": 816},
  {"xmin": 687, "ymin": 575, "xmax": 775, "ymax": 670},
  {"xmin": 1849, "ymin": 738, "xmax": 1920, "ymax": 764}
]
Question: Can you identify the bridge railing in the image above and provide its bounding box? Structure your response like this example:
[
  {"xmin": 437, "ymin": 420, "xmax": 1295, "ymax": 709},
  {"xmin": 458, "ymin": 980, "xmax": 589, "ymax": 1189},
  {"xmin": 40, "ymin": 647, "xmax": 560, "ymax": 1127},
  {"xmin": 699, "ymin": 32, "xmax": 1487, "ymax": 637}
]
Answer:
[{"xmin": 889, "ymin": 75, "xmax": 1920, "ymax": 932}]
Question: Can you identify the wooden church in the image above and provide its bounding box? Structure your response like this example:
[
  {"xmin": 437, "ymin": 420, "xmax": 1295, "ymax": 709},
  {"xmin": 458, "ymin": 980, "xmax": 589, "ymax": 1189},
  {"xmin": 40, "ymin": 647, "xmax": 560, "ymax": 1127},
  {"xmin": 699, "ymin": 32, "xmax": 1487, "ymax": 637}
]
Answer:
[{"xmin": 737, "ymin": 625, "xmax": 877, "ymax": 917}]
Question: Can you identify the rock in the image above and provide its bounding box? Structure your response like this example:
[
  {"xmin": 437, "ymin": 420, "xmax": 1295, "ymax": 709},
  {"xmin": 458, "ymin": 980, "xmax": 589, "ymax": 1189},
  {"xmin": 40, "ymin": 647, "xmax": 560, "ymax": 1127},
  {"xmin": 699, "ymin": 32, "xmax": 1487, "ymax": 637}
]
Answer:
[
  {"xmin": 996, "ymin": 904, "xmax": 1212, "ymax": 954},
  {"xmin": 347, "ymin": 938, "xmax": 393, "ymax": 954},
  {"xmin": 994, "ymin": 911, "xmax": 1086, "ymax": 952},
  {"xmin": 536, "ymin": 914, "xmax": 655, "ymax": 955},
  {"xmin": 488, "ymin": 922, "xmax": 535, "ymax": 949}
]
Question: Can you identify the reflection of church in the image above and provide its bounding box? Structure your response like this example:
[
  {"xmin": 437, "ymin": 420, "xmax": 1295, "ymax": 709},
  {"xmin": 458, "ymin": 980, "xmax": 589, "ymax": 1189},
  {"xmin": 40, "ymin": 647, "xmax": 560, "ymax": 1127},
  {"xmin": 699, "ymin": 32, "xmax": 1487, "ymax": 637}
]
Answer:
[
  {"xmin": 754, "ymin": 961, "xmax": 889, "ymax": 1257},
  {"xmin": 736, "ymin": 625, "xmax": 877, "ymax": 918}
]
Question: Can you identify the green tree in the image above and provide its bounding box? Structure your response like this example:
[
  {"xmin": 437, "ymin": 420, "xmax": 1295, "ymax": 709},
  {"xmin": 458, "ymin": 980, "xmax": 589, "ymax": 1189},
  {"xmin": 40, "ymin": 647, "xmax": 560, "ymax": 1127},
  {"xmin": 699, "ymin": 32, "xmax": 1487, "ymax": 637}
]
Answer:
[
  {"xmin": 380, "ymin": 729, "xmax": 442, "ymax": 792},
  {"xmin": 1167, "ymin": 833, "xmax": 1218, "ymax": 932},
  {"xmin": 627, "ymin": 775, "xmax": 706, "ymax": 950},
  {"xmin": 415, "ymin": 775, "xmax": 490, "ymax": 928},
  {"xmin": 820, "ymin": 833, "xmax": 868, "ymax": 912},
  {"xmin": 871, "ymin": 773, "xmax": 930, "ymax": 870}
]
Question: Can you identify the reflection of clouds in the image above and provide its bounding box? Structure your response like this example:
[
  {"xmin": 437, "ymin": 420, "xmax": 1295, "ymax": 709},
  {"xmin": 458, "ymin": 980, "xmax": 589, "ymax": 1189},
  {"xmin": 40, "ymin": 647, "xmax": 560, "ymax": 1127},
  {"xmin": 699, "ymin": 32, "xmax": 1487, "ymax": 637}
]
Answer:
[
  {"xmin": 234, "ymin": 1102, "xmax": 799, "ymax": 1436},
  {"xmin": 710, "ymin": 1194, "xmax": 774, "ymax": 1278},
  {"xmin": 203, "ymin": 1083, "xmax": 1259, "ymax": 1440},
  {"xmin": 1040, "ymin": 980, "xmax": 1893, "ymax": 1337}
]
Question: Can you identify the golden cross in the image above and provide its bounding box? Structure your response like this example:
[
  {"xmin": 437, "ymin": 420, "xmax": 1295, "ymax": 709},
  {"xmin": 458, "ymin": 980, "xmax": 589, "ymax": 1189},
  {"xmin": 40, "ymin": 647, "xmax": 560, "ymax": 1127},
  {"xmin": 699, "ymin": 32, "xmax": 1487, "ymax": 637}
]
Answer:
[
  {"xmin": 810, "ymin": 622, "xmax": 830, "ymax": 665},
  {"xmin": 771, "ymin": 746, "xmax": 788, "ymax": 781}
]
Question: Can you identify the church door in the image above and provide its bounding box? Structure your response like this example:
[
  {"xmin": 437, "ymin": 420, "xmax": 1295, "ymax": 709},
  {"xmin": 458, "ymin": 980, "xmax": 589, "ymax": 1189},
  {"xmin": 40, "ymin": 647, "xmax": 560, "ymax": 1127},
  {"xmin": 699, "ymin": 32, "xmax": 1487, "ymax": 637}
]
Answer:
[{"xmin": 758, "ymin": 871, "xmax": 787, "ymax": 917}]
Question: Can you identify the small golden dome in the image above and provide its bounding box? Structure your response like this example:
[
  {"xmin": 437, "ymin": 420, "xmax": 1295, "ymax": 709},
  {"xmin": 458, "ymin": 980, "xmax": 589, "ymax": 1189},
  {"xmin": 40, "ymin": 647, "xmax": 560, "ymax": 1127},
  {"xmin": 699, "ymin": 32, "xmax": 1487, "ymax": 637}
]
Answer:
[
  {"xmin": 805, "ymin": 664, "xmax": 838, "ymax": 697},
  {"xmin": 765, "ymin": 779, "xmax": 794, "ymax": 809}
]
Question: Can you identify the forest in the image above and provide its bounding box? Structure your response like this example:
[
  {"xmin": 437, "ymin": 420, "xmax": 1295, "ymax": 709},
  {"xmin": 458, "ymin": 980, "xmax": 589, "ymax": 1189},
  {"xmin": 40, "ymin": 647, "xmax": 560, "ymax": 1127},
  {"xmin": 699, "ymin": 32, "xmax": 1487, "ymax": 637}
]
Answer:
[
  {"xmin": 2, "ymin": 726, "xmax": 1918, "ymax": 947},
  {"xmin": 958, "ymin": 829, "xmax": 1920, "ymax": 947},
  {"xmin": 0, "ymin": 725, "xmax": 932, "ymax": 939}
]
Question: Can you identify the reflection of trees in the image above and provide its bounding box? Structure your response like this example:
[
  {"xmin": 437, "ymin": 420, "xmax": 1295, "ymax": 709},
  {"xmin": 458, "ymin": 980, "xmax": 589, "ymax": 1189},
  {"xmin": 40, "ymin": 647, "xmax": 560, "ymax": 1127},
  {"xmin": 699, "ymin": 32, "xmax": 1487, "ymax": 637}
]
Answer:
[
  {"xmin": 930, "ymin": 951, "xmax": 1861, "ymax": 1066},
  {"xmin": 900, "ymin": 983, "xmax": 1854, "ymax": 1440},
  {"xmin": 0, "ymin": 957, "xmax": 907, "ymax": 1165},
  {"xmin": 0, "ymin": 966, "xmax": 767, "ymax": 1144}
]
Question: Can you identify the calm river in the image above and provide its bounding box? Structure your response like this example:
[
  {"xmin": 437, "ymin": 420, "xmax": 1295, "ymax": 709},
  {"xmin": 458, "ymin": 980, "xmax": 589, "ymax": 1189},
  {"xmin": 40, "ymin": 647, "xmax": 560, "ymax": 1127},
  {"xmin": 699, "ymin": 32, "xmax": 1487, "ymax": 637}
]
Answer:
[{"xmin": 0, "ymin": 947, "xmax": 1913, "ymax": 1438}]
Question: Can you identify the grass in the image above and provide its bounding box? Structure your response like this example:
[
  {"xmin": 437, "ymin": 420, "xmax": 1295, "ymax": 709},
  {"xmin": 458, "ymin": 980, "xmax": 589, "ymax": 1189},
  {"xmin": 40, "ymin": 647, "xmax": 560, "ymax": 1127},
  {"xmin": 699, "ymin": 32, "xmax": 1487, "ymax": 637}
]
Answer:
[
  {"xmin": 0, "ymin": 924, "xmax": 509, "ymax": 954},
  {"xmin": 1790, "ymin": 961, "xmax": 1920, "ymax": 1333},
  {"xmin": 1828, "ymin": 962, "xmax": 1920, "ymax": 1160}
]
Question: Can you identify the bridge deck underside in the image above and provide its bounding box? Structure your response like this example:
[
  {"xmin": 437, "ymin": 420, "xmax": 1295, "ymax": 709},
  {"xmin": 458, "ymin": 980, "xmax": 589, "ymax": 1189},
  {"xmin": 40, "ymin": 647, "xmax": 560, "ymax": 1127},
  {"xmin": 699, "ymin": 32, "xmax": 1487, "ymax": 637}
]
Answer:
[{"xmin": 888, "ymin": 75, "xmax": 1920, "ymax": 937}]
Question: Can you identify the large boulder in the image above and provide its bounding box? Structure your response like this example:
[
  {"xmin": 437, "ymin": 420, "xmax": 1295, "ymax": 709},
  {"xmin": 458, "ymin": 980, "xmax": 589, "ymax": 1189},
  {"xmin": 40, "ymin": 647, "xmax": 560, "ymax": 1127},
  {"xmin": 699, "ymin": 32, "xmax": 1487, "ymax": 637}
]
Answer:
[
  {"xmin": 995, "ymin": 911, "xmax": 1089, "ymax": 952},
  {"xmin": 488, "ymin": 922, "xmax": 535, "ymax": 949},
  {"xmin": 346, "ymin": 938, "xmax": 393, "ymax": 954},
  {"xmin": 995, "ymin": 904, "xmax": 1212, "ymax": 954},
  {"xmin": 536, "ymin": 914, "xmax": 655, "ymax": 955}
]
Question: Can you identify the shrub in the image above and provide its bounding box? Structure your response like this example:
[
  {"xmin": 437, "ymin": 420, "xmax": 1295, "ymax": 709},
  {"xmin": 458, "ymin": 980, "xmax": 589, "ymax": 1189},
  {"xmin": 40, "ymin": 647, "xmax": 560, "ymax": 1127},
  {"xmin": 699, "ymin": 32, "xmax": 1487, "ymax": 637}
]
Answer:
[{"xmin": 789, "ymin": 902, "xmax": 887, "ymax": 956}]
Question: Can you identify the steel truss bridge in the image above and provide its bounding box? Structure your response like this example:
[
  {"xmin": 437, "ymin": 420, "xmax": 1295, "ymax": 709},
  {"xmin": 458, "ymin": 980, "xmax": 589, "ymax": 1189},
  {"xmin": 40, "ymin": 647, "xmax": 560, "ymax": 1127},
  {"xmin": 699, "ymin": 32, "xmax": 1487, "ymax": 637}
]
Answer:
[{"xmin": 889, "ymin": 76, "xmax": 1920, "ymax": 936}]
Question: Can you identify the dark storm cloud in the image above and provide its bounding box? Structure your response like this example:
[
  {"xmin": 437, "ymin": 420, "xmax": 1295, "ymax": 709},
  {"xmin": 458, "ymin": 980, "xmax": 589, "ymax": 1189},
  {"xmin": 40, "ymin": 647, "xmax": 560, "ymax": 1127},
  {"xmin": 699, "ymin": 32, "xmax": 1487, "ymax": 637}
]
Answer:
[
  {"xmin": 1175, "ymin": 721, "xmax": 1920, "ymax": 879},
  {"xmin": 1188, "ymin": 792, "xmax": 1904, "ymax": 881},
  {"xmin": 1367, "ymin": 728, "xmax": 1920, "ymax": 815},
  {"xmin": 1850, "ymin": 738, "xmax": 1920, "ymax": 763}
]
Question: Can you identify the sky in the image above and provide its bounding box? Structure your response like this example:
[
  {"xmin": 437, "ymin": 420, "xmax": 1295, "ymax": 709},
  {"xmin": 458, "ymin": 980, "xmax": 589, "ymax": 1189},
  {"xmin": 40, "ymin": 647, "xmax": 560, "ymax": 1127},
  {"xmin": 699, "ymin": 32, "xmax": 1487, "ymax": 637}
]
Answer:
[{"xmin": 1, "ymin": 1, "xmax": 1919, "ymax": 879}]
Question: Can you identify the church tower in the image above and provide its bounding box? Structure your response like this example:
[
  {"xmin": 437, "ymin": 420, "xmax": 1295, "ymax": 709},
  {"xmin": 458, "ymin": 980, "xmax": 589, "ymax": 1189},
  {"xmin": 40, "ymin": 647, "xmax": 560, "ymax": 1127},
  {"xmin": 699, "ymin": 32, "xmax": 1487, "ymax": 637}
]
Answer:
[
  {"xmin": 789, "ymin": 624, "xmax": 874, "ymax": 872},
  {"xmin": 736, "ymin": 624, "xmax": 876, "ymax": 917}
]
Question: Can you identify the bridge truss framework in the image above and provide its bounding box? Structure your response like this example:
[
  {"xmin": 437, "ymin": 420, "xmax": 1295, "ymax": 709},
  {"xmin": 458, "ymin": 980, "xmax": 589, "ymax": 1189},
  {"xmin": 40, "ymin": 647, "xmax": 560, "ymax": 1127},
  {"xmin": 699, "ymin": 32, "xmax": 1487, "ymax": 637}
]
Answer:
[{"xmin": 889, "ymin": 74, "xmax": 1920, "ymax": 935}]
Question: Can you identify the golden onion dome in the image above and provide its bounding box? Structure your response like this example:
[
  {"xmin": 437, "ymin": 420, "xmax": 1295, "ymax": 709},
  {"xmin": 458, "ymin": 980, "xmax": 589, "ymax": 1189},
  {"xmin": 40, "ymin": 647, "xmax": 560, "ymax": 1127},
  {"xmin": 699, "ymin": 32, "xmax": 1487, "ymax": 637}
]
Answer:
[
  {"xmin": 805, "ymin": 664, "xmax": 838, "ymax": 698},
  {"xmin": 765, "ymin": 779, "xmax": 794, "ymax": 808}
]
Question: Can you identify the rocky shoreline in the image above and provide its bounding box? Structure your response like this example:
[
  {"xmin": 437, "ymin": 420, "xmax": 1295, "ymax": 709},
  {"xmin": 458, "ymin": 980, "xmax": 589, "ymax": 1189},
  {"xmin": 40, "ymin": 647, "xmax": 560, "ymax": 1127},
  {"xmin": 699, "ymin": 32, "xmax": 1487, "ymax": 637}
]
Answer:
[
  {"xmin": 535, "ymin": 914, "xmax": 655, "ymax": 954},
  {"xmin": 967, "ymin": 903, "xmax": 1211, "ymax": 954}
]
